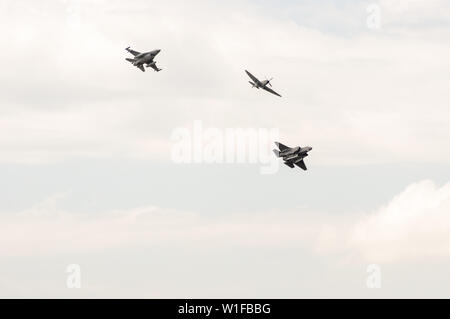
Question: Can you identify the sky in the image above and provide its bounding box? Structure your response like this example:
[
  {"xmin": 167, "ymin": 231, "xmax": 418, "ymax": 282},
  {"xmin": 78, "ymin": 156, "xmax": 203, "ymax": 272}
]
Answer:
[{"xmin": 1, "ymin": 0, "xmax": 450, "ymax": 298}]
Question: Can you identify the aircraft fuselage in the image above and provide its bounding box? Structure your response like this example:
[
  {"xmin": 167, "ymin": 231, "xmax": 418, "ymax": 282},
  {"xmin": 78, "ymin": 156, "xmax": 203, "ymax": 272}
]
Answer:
[
  {"xmin": 133, "ymin": 50, "xmax": 161, "ymax": 66},
  {"xmin": 279, "ymin": 146, "xmax": 312, "ymax": 158}
]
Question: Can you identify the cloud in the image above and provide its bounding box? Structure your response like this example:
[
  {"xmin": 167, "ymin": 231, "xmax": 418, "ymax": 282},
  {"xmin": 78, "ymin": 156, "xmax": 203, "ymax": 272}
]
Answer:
[
  {"xmin": 0, "ymin": 1, "xmax": 449, "ymax": 165},
  {"xmin": 0, "ymin": 191, "xmax": 324, "ymax": 256},
  {"xmin": 3, "ymin": 180, "xmax": 450, "ymax": 264},
  {"xmin": 316, "ymin": 180, "xmax": 450, "ymax": 263},
  {"xmin": 380, "ymin": 0, "xmax": 450, "ymax": 27},
  {"xmin": 346, "ymin": 180, "xmax": 450, "ymax": 262}
]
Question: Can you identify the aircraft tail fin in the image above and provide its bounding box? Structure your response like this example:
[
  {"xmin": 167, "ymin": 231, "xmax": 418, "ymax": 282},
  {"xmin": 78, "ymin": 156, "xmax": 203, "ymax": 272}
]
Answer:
[
  {"xmin": 137, "ymin": 64, "xmax": 145, "ymax": 72},
  {"xmin": 284, "ymin": 161, "xmax": 295, "ymax": 168},
  {"xmin": 295, "ymin": 159, "xmax": 307, "ymax": 171}
]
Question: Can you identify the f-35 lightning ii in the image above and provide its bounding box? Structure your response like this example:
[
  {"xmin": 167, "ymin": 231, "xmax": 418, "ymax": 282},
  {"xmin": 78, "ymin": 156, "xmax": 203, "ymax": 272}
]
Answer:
[
  {"xmin": 125, "ymin": 47, "xmax": 162, "ymax": 72},
  {"xmin": 245, "ymin": 70, "xmax": 282, "ymax": 97},
  {"xmin": 273, "ymin": 142, "xmax": 312, "ymax": 170}
]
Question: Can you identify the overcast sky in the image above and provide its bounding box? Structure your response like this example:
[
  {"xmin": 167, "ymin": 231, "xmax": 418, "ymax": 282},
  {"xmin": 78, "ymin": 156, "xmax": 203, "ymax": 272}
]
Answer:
[{"xmin": 1, "ymin": 0, "xmax": 450, "ymax": 298}]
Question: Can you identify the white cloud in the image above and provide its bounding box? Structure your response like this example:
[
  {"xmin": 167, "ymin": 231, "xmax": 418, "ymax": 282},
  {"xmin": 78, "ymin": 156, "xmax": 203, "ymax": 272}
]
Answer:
[
  {"xmin": 347, "ymin": 180, "xmax": 450, "ymax": 262},
  {"xmin": 3, "ymin": 180, "xmax": 450, "ymax": 265},
  {"xmin": 0, "ymin": 193, "xmax": 320, "ymax": 256},
  {"xmin": 316, "ymin": 180, "xmax": 450, "ymax": 263},
  {"xmin": 1, "ymin": 0, "xmax": 450, "ymax": 298},
  {"xmin": 380, "ymin": 0, "xmax": 450, "ymax": 25},
  {"xmin": 0, "ymin": 0, "xmax": 449, "ymax": 164}
]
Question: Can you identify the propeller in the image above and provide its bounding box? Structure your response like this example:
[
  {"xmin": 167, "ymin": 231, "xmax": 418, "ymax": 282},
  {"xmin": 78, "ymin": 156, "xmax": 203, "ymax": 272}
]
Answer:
[{"xmin": 266, "ymin": 77, "xmax": 274, "ymax": 87}]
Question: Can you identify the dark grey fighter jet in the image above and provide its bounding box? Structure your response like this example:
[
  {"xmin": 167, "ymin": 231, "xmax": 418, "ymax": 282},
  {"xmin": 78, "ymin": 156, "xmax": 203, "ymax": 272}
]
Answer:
[
  {"xmin": 273, "ymin": 142, "xmax": 312, "ymax": 170},
  {"xmin": 125, "ymin": 47, "xmax": 162, "ymax": 72},
  {"xmin": 245, "ymin": 70, "xmax": 281, "ymax": 97}
]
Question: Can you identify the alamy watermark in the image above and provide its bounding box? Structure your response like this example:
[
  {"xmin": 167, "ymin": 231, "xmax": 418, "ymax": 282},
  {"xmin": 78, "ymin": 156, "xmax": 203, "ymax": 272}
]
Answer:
[
  {"xmin": 170, "ymin": 121, "xmax": 280, "ymax": 174},
  {"xmin": 366, "ymin": 264, "xmax": 381, "ymax": 289},
  {"xmin": 64, "ymin": 0, "xmax": 81, "ymax": 28},
  {"xmin": 366, "ymin": 3, "xmax": 382, "ymax": 30},
  {"xmin": 66, "ymin": 264, "xmax": 81, "ymax": 289}
]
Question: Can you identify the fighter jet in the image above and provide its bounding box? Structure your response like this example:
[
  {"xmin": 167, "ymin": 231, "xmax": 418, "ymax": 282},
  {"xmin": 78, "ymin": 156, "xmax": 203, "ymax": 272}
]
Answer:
[
  {"xmin": 245, "ymin": 70, "xmax": 281, "ymax": 97},
  {"xmin": 125, "ymin": 47, "xmax": 162, "ymax": 72},
  {"xmin": 273, "ymin": 142, "xmax": 312, "ymax": 170}
]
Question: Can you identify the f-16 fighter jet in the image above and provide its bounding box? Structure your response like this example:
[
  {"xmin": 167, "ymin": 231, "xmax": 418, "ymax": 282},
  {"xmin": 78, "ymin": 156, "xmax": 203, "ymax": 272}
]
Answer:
[
  {"xmin": 125, "ymin": 47, "xmax": 162, "ymax": 72},
  {"xmin": 245, "ymin": 70, "xmax": 282, "ymax": 97},
  {"xmin": 273, "ymin": 142, "xmax": 312, "ymax": 170}
]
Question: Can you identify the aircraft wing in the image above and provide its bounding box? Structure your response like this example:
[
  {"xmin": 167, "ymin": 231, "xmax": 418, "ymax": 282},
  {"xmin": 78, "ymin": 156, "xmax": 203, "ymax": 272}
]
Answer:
[
  {"xmin": 148, "ymin": 63, "xmax": 161, "ymax": 72},
  {"xmin": 262, "ymin": 85, "xmax": 282, "ymax": 97},
  {"xmin": 137, "ymin": 64, "xmax": 145, "ymax": 72},
  {"xmin": 126, "ymin": 47, "xmax": 141, "ymax": 56},
  {"xmin": 295, "ymin": 159, "xmax": 307, "ymax": 171},
  {"xmin": 245, "ymin": 70, "xmax": 261, "ymax": 86}
]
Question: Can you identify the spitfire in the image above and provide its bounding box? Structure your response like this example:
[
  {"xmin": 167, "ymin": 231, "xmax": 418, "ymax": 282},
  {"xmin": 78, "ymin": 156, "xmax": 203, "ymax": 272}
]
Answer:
[
  {"xmin": 245, "ymin": 70, "xmax": 282, "ymax": 97},
  {"xmin": 273, "ymin": 142, "xmax": 312, "ymax": 171},
  {"xmin": 125, "ymin": 47, "xmax": 162, "ymax": 72}
]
